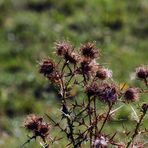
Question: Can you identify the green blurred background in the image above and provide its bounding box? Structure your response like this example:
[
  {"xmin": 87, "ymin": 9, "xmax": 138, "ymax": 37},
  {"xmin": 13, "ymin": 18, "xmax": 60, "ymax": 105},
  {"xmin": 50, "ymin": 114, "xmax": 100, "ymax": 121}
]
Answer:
[{"xmin": 0, "ymin": 0, "xmax": 148, "ymax": 147}]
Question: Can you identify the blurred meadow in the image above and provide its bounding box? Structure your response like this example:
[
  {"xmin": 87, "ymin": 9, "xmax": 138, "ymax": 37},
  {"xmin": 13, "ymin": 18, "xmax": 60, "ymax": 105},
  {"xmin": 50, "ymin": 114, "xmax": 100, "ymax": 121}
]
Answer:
[{"xmin": 0, "ymin": 0, "xmax": 148, "ymax": 147}]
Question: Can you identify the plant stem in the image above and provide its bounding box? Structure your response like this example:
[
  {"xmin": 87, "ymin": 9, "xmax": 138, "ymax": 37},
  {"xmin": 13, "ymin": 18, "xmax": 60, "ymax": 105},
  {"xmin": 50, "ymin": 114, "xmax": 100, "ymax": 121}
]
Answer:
[
  {"xmin": 88, "ymin": 96, "xmax": 92, "ymax": 147},
  {"xmin": 99, "ymin": 104, "xmax": 113, "ymax": 133},
  {"xmin": 93, "ymin": 97, "xmax": 98, "ymax": 138},
  {"xmin": 126, "ymin": 111, "xmax": 146, "ymax": 148}
]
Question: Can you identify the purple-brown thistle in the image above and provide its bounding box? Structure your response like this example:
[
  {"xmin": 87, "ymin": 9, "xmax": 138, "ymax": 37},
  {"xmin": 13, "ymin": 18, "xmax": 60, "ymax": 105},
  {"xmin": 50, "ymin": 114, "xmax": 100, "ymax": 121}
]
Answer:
[
  {"xmin": 97, "ymin": 83, "xmax": 118, "ymax": 104},
  {"xmin": 135, "ymin": 66, "xmax": 148, "ymax": 80},
  {"xmin": 23, "ymin": 114, "xmax": 50, "ymax": 139},
  {"xmin": 55, "ymin": 41, "xmax": 72, "ymax": 56},
  {"xmin": 80, "ymin": 42, "xmax": 98, "ymax": 59},
  {"xmin": 124, "ymin": 88, "xmax": 139, "ymax": 102},
  {"xmin": 95, "ymin": 67, "xmax": 112, "ymax": 80},
  {"xmin": 39, "ymin": 59, "xmax": 56, "ymax": 76}
]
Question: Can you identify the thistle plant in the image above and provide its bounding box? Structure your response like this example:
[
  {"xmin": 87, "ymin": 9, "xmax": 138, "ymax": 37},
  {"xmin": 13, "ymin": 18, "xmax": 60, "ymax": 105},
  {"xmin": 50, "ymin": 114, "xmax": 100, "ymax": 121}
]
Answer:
[{"xmin": 22, "ymin": 41, "xmax": 148, "ymax": 148}]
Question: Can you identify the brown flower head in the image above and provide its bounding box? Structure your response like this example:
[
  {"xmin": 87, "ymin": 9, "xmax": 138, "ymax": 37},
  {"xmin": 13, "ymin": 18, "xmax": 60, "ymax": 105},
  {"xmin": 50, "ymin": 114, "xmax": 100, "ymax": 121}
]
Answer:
[
  {"xmin": 124, "ymin": 88, "xmax": 139, "ymax": 102},
  {"xmin": 80, "ymin": 42, "xmax": 98, "ymax": 59},
  {"xmin": 96, "ymin": 67, "xmax": 112, "ymax": 80},
  {"xmin": 85, "ymin": 82, "xmax": 99, "ymax": 97},
  {"xmin": 97, "ymin": 83, "xmax": 118, "ymax": 104},
  {"xmin": 24, "ymin": 114, "xmax": 42, "ymax": 132},
  {"xmin": 78, "ymin": 58, "xmax": 98, "ymax": 77},
  {"xmin": 55, "ymin": 41, "xmax": 72, "ymax": 56},
  {"xmin": 136, "ymin": 66, "xmax": 148, "ymax": 80},
  {"xmin": 39, "ymin": 122, "xmax": 50, "ymax": 138},
  {"xmin": 64, "ymin": 51, "xmax": 80, "ymax": 64},
  {"xmin": 39, "ymin": 59, "xmax": 56, "ymax": 76},
  {"xmin": 47, "ymin": 70, "xmax": 61, "ymax": 84},
  {"xmin": 23, "ymin": 114, "xmax": 50, "ymax": 138}
]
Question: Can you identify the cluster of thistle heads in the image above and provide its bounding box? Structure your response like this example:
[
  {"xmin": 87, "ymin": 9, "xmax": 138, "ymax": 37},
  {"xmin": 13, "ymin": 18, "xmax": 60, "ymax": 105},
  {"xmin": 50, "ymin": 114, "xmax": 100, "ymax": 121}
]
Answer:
[
  {"xmin": 23, "ymin": 41, "xmax": 148, "ymax": 148},
  {"xmin": 39, "ymin": 41, "xmax": 147, "ymax": 104}
]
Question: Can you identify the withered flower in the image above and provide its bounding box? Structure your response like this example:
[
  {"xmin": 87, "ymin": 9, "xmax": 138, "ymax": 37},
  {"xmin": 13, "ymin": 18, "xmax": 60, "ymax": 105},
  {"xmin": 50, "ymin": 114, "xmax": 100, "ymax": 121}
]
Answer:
[
  {"xmin": 96, "ymin": 67, "xmax": 112, "ymax": 80},
  {"xmin": 135, "ymin": 66, "xmax": 148, "ymax": 80},
  {"xmin": 39, "ymin": 59, "xmax": 61, "ymax": 84},
  {"xmin": 80, "ymin": 42, "xmax": 98, "ymax": 59},
  {"xmin": 64, "ymin": 51, "xmax": 80, "ymax": 64},
  {"xmin": 97, "ymin": 83, "xmax": 118, "ymax": 104},
  {"xmin": 85, "ymin": 82, "xmax": 99, "ymax": 97},
  {"xmin": 86, "ymin": 82, "xmax": 118, "ymax": 104},
  {"xmin": 55, "ymin": 41, "xmax": 72, "ymax": 56},
  {"xmin": 24, "ymin": 114, "xmax": 42, "ymax": 132},
  {"xmin": 124, "ymin": 88, "xmax": 139, "ymax": 102},
  {"xmin": 78, "ymin": 58, "xmax": 98, "ymax": 77},
  {"xmin": 39, "ymin": 59, "xmax": 56, "ymax": 76},
  {"xmin": 47, "ymin": 70, "xmax": 61, "ymax": 84},
  {"xmin": 23, "ymin": 114, "xmax": 50, "ymax": 138},
  {"xmin": 39, "ymin": 122, "xmax": 50, "ymax": 138}
]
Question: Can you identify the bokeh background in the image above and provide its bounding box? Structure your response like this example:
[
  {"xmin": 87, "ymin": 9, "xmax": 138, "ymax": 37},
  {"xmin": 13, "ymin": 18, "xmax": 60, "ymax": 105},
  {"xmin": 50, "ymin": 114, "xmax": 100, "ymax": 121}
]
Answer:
[{"xmin": 0, "ymin": 0, "xmax": 148, "ymax": 147}]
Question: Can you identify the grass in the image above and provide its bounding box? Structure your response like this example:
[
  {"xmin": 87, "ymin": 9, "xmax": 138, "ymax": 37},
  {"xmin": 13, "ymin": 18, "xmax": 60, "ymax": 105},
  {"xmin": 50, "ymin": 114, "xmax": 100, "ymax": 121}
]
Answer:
[{"xmin": 0, "ymin": 0, "xmax": 148, "ymax": 147}]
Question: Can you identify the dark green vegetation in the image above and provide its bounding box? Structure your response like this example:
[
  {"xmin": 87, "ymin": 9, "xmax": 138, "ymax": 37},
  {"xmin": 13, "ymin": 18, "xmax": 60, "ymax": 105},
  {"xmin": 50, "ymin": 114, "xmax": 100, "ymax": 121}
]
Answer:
[{"xmin": 0, "ymin": 0, "xmax": 148, "ymax": 147}]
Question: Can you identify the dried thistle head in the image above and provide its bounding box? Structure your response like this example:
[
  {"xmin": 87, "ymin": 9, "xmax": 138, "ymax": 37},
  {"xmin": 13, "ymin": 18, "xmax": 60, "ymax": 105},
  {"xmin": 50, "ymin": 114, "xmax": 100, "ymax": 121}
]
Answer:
[
  {"xmin": 39, "ymin": 122, "xmax": 50, "ymax": 138},
  {"xmin": 80, "ymin": 42, "xmax": 98, "ymax": 59},
  {"xmin": 96, "ymin": 67, "xmax": 112, "ymax": 80},
  {"xmin": 97, "ymin": 83, "xmax": 118, "ymax": 104},
  {"xmin": 85, "ymin": 82, "xmax": 99, "ymax": 97},
  {"xmin": 124, "ymin": 88, "xmax": 139, "ymax": 102},
  {"xmin": 64, "ymin": 51, "xmax": 80, "ymax": 64},
  {"xmin": 55, "ymin": 41, "xmax": 72, "ymax": 56},
  {"xmin": 135, "ymin": 66, "xmax": 148, "ymax": 80},
  {"xmin": 24, "ymin": 114, "xmax": 42, "ymax": 132},
  {"xmin": 23, "ymin": 114, "xmax": 50, "ymax": 138},
  {"xmin": 47, "ymin": 70, "xmax": 61, "ymax": 84},
  {"xmin": 39, "ymin": 59, "xmax": 56, "ymax": 76},
  {"xmin": 39, "ymin": 59, "xmax": 61, "ymax": 84},
  {"xmin": 78, "ymin": 58, "xmax": 98, "ymax": 78}
]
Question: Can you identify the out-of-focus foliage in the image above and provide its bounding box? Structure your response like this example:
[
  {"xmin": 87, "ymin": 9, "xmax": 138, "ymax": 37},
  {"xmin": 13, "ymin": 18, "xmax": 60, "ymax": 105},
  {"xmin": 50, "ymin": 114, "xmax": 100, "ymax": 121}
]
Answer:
[{"xmin": 0, "ymin": 0, "xmax": 147, "ymax": 147}]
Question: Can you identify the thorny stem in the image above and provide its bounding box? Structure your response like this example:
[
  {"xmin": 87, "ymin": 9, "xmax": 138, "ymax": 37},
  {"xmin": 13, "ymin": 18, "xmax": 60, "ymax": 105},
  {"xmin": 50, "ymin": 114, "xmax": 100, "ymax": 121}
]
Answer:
[
  {"xmin": 93, "ymin": 97, "xmax": 98, "ymax": 138},
  {"xmin": 60, "ymin": 64, "xmax": 76, "ymax": 147},
  {"xmin": 20, "ymin": 135, "xmax": 36, "ymax": 148},
  {"xmin": 144, "ymin": 78, "xmax": 148, "ymax": 88},
  {"xmin": 75, "ymin": 97, "xmax": 94, "ymax": 119},
  {"xmin": 99, "ymin": 104, "xmax": 113, "ymax": 133},
  {"xmin": 126, "ymin": 111, "xmax": 147, "ymax": 148},
  {"xmin": 45, "ymin": 114, "xmax": 67, "ymax": 134},
  {"xmin": 88, "ymin": 96, "xmax": 93, "ymax": 147},
  {"xmin": 66, "ymin": 125, "xmax": 93, "ymax": 147}
]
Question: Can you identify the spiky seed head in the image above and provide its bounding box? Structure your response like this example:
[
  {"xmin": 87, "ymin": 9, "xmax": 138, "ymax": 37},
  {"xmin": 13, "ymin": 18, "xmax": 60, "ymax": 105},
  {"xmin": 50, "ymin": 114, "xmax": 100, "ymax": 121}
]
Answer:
[
  {"xmin": 135, "ymin": 66, "xmax": 148, "ymax": 79},
  {"xmin": 24, "ymin": 114, "xmax": 42, "ymax": 131},
  {"xmin": 96, "ymin": 67, "xmax": 112, "ymax": 80},
  {"xmin": 85, "ymin": 82, "xmax": 99, "ymax": 97},
  {"xmin": 64, "ymin": 51, "xmax": 80, "ymax": 64},
  {"xmin": 39, "ymin": 59, "xmax": 55, "ymax": 76},
  {"xmin": 80, "ymin": 42, "xmax": 98, "ymax": 59},
  {"xmin": 55, "ymin": 41, "xmax": 72, "ymax": 56},
  {"xmin": 97, "ymin": 83, "xmax": 118, "ymax": 104},
  {"xmin": 124, "ymin": 88, "xmax": 139, "ymax": 102}
]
